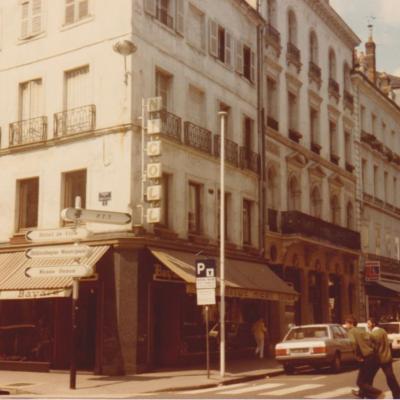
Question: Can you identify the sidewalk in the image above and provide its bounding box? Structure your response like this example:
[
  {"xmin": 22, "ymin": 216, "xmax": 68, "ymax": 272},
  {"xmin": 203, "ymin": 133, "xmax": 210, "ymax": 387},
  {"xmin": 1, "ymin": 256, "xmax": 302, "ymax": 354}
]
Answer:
[{"xmin": 0, "ymin": 357, "xmax": 283, "ymax": 397}]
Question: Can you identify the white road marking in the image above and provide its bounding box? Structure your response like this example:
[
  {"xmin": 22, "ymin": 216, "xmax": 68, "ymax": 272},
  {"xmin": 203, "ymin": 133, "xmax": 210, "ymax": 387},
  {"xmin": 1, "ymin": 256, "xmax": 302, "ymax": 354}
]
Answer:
[
  {"xmin": 180, "ymin": 382, "xmax": 248, "ymax": 395},
  {"xmin": 261, "ymin": 383, "xmax": 323, "ymax": 396},
  {"xmin": 306, "ymin": 386, "xmax": 355, "ymax": 398},
  {"xmin": 218, "ymin": 382, "xmax": 283, "ymax": 395}
]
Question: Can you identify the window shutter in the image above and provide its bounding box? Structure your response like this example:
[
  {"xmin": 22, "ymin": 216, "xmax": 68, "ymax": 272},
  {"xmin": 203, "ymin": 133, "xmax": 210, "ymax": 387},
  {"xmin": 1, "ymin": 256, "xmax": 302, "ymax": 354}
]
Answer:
[
  {"xmin": 21, "ymin": 1, "xmax": 30, "ymax": 38},
  {"xmin": 235, "ymin": 40, "xmax": 243, "ymax": 74},
  {"xmin": 65, "ymin": 0, "xmax": 75, "ymax": 24},
  {"xmin": 250, "ymin": 49, "xmax": 256, "ymax": 83},
  {"xmin": 175, "ymin": 0, "xmax": 184, "ymax": 36},
  {"xmin": 31, "ymin": 0, "xmax": 42, "ymax": 35},
  {"xmin": 208, "ymin": 19, "xmax": 218, "ymax": 57},
  {"xmin": 78, "ymin": 0, "xmax": 89, "ymax": 19},
  {"xmin": 144, "ymin": 0, "xmax": 157, "ymax": 17},
  {"xmin": 225, "ymin": 30, "xmax": 233, "ymax": 69}
]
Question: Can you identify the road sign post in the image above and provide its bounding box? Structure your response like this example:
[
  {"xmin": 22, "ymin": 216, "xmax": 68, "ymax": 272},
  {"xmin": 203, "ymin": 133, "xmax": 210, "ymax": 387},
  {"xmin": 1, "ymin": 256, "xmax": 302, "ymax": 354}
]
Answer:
[
  {"xmin": 70, "ymin": 278, "xmax": 79, "ymax": 390},
  {"xmin": 61, "ymin": 208, "xmax": 131, "ymax": 225}
]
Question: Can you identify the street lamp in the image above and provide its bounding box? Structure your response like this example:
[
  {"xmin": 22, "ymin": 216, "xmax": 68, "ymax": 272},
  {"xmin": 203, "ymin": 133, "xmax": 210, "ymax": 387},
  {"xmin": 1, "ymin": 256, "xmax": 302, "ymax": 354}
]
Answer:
[
  {"xmin": 218, "ymin": 111, "xmax": 227, "ymax": 378},
  {"xmin": 112, "ymin": 39, "xmax": 137, "ymax": 84}
]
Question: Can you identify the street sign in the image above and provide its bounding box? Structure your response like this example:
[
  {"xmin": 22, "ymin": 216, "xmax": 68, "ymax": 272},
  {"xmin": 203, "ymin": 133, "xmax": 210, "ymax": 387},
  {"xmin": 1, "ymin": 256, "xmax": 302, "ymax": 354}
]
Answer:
[
  {"xmin": 196, "ymin": 259, "xmax": 216, "ymax": 304},
  {"xmin": 25, "ymin": 245, "xmax": 92, "ymax": 260},
  {"xmin": 196, "ymin": 278, "xmax": 216, "ymax": 289},
  {"xmin": 365, "ymin": 260, "xmax": 380, "ymax": 281},
  {"xmin": 25, "ymin": 227, "xmax": 90, "ymax": 242},
  {"xmin": 25, "ymin": 264, "xmax": 93, "ymax": 279},
  {"xmin": 61, "ymin": 208, "xmax": 131, "ymax": 225},
  {"xmin": 196, "ymin": 259, "xmax": 216, "ymax": 278},
  {"xmin": 197, "ymin": 289, "xmax": 216, "ymax": 306}
]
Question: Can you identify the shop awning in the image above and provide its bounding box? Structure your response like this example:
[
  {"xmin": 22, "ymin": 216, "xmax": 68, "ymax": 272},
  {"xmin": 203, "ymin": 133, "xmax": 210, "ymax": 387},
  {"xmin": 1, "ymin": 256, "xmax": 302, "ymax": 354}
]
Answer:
[
  {"xmin": 376, "ymin": 280, "xmax": 400, "ymax": 294},
  {"xmin": 150, "ymin": 248, "xmax": 298, "ymax": 302},
  {"xmin": 0, "ymin": 246, "xmax": 109, "ymax": 300}
]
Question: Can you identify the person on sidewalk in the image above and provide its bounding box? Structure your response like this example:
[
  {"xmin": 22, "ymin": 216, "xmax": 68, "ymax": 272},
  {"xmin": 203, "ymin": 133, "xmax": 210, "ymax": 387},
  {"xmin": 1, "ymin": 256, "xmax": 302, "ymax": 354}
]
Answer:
[
  {"xmin": 343, "ymin": 315, "xmax": 384, "ymax": 399},
  {"xmin": 252, "ymin": 318, "xmax": 267, "ymax": 359},
  {"xmin": 367, "ymin": 317, "xmax": 400, "ymax": 399}
]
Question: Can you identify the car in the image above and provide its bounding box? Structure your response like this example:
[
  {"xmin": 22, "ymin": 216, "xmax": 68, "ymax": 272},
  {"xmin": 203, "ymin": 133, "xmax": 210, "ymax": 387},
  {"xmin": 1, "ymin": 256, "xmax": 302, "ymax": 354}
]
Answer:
[
  {"xmin": 379, "ymin": 322, "xmax": 400, "ymax": 355},
  {"xmin": 275, "ymin": 323, "xmax": 356, "ymax": 374}
]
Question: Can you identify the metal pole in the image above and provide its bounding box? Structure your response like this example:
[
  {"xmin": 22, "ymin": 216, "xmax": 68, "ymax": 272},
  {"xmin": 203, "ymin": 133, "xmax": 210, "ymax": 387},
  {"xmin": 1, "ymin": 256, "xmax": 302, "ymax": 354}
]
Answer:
[
  {"xmin": 140, "ymin": 98, "xmax": 146, "ymax": 225},
  {"xmin": 70, "ymin": 278, "xmax": 79, "ymax": 389},
  {"xmin": 218, "ymin": 111, "xmax": 227, "ymax": 378},
  {"xmin": 205, "ymin": 306, "xmax": 210, "ymax": 379}
]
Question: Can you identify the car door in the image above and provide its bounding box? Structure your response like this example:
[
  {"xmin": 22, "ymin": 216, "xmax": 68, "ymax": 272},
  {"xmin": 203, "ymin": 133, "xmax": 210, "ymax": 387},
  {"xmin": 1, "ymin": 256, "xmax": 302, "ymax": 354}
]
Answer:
[{"xmin": 336, "ymin": 325, "xmax": 355, "ymax": 361}]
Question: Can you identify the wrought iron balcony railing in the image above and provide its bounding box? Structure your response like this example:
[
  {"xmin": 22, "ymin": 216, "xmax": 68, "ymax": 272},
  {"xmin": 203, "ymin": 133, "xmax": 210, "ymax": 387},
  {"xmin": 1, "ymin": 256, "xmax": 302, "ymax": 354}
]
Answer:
[
  {"xmin": 281, "ymin": 210, "xmax": 360, "ymax": 250},
  {"xmin": 287, "ymin": 42, "xmax": 302, "ymax": 71},
  {"xmin": 214, "ymin": 135, "xmax": 239, "ymax": 167},
  {"xmin": 265, "ymin": 23, "xmax": 281, "ymax": 49},
  {"xmin": 328, "ymin": 78, "xmax": 340, "ymax": 100},
  {"xmin": 183, "ymin": 121, "xmax": 212, "ymax": 155},
  {"xmin": 149, "ymin": 109, "xmax": 182, "ymax": 142},
  {"xmin": 54, "ymin": 105, "xmax": 96, "ymax": 137},
  {"xmin": 9, "ymin": 116, "xmax": 47, "ymax": 146},
  {"xmin": 239, "ymin": 147, "xmax": 260, "ymax": 174},
  {"xmin": 309, "ymin": 61, "xmax": 322, "ymax": 84},
  {"xmin": 343, "ymin": 90, "xmax": 354, "ymax": 112}
]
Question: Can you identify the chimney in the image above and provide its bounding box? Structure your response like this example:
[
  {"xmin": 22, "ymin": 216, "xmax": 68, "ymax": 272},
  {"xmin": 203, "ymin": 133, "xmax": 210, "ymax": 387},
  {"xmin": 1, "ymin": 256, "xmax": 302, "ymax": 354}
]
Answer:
[{"xmin": 365, "ymin": 26, "xmax": 376, "ymax": 84}]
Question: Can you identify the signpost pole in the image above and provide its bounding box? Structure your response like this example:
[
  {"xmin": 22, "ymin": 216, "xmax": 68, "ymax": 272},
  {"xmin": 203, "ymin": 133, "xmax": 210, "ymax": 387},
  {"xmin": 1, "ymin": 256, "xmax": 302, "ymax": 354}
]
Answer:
[
  {"xmin": 205, "ymin": 305, "xmax": 210, "ymax": 379},
  {"xmin": 70, "ymin": 278, "xmax": 79, "ymax": 389}
]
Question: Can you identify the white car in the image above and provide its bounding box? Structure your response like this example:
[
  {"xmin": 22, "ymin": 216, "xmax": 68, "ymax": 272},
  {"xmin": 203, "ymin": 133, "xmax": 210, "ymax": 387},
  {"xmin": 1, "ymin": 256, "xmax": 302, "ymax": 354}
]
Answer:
[
  {"xmin": 380, "ymin": 322, "xmax": 400, "ymax": 354},
  {"xmin": 275, "ymin": 324, "xmax": 356, "ymax": 374}
]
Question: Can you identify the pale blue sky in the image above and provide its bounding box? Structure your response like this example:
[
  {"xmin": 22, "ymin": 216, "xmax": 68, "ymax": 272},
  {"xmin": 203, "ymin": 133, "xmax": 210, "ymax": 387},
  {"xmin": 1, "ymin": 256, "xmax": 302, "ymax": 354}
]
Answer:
[{"xmin": 330, "ymin": 0, "xmax": 400, "ymax": 75}]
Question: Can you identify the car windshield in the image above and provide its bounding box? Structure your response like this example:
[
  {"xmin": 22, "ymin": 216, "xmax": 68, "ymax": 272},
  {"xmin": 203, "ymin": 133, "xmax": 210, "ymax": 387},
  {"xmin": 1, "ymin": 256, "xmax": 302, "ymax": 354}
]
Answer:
[
  {"xmin": 285, "ymin": 326, "xmax": 328, "ymax": 340},
  {"xmin": 381, "ymin": 324, "xmax": 400, "ymax": 334}
]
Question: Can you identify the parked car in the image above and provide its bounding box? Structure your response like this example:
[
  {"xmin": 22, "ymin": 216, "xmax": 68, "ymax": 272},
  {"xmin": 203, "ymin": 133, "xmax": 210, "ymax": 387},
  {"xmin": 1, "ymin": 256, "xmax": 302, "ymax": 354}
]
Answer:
[
  {"xmin": 275, "ymin": 324, "xmax": 356, "ymax": 374},
  {"xmin": 380, "ymin": 322, "xmax": 400, "ymax": 355}
]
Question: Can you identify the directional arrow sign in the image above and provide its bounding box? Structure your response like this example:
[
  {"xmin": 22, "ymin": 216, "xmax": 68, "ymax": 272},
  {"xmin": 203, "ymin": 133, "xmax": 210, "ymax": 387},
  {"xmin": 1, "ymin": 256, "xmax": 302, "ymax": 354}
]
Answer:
[
  {"xmin": 25, "ymin": 264, "xmax": 93, "ymax": 279},
  {"xmin": 25, "ymin": 245, "xmax": 92, "ymax": 260},
  {"xmin": 61, "ymin": 208, "xmax": 132, "ymax": 225},
  {"xmin": 25, "ymin": 227, "xmax": 90, "ymax": 243}
]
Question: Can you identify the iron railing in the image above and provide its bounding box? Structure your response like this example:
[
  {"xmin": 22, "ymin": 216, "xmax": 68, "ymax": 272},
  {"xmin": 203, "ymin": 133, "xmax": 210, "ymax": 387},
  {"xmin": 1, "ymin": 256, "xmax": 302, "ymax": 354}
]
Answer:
[
  {"xmin": 9, "ymin": 116, "xmax": 47, "ymax": 146},
  {"xmin": 149, "ymin": 109, "xmax": 182, "ymax": 142},
  {"xmin": 214, "ymin": 135, "xmax": 239, "ymax": 167},
  {"xmin": 54, "ymin": 105, "xmax": 96, "ymax": 136},
  {"xmin": 239, "ymin": 147, "xmax": 260, "ymax": 174},
  {"xmin": 184, "ymin": 121, "xmax": 212, "ymax": 154}
]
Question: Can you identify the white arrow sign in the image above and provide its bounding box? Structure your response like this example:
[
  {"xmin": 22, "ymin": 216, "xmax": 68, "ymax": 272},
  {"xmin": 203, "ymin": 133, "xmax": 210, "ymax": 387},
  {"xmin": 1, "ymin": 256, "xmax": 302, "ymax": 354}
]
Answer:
[
  {"xmin": 25, "ymin": 245, "xmax": 92, "ymax": 260},
  {"xmin": 61, "ymin": 208, "xmax": 132, "ymax": 225},
  {"xmin": 25, "ymin": 227, "xmax": 90, "ymax": 242},
  {"xmin": 25, "ymin": 264, "xmax": 93, "ymax": 279}
]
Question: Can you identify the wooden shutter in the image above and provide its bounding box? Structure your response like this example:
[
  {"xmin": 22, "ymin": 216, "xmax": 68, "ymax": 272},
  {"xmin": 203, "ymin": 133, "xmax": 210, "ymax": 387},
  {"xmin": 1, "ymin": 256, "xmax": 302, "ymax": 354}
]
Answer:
[
  {"xmin": 175, "ymin": 0, "xmax": 184, "ymax": 36},
  {"xmin": 66, "ymin": 66, "xmax": 90, "ymax": 110},
  {"xmin": 21, "ymin": 1, "xmax": 29, "ymax": 38},
  {"xmin": 144, "ymin": 0, "xmax": 157, "ymax": 17},
  {"xmin": 236, "ymin": 40, "xmax": 243, "ymax": 74},
  {"xmin": 78, "ymin": 0, "xmax": 89, "ymax": 19},
  {"xmin": 225, "ymin": 30, "xmax": 233, "ymax": 69},
  {"xmin": 65, "ymin": 0, "xmax": 75, "ymax": 24},
  {"xmin": 31, "ymin": 0, "xmax": 42, "ymax": 35},
  {"xmin": 250, "ymin": 49, "xmax": 256, "ymax": 83},
  {"xmin": 208, "ymin": 19, "xmax": 218, "ymax": 57}
]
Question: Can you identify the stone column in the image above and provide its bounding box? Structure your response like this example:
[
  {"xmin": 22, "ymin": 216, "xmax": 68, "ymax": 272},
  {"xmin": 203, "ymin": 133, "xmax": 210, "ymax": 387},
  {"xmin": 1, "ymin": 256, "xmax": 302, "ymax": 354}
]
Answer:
[{"xmin": 300, "ymin": 269, "xmax": 310, "ymax": 324}]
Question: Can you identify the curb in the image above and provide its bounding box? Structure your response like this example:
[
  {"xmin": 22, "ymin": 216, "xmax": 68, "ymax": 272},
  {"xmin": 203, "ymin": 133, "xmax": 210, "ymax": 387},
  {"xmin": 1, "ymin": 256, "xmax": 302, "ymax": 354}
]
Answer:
[{"xmin": 152, "ymin": 368, "xmax": 284, "ymax": 393}]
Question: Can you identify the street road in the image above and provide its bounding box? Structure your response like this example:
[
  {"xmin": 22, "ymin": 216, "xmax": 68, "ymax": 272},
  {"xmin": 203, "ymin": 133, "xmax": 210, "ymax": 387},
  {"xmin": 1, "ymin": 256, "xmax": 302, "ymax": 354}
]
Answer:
[{"xmin": 145, "ymin": 360, "xmax": 400, "ymax": 399}]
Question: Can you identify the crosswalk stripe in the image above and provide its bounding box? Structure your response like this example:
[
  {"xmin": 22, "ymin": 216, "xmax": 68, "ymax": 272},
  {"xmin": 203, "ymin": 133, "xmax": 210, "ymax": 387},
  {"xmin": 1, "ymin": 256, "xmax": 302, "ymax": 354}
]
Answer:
[
  {"xmin": 306, "ymin": 386, "xmax": 355, "ymax": 398},
  {"xmin": 181, "ymin": 382, "xmax": 248, "ymax": 395},
  {"xmin": 260, "ymin": 383, "xmax": 323, "ymax": 396},
  {"xmin": 218, "ymin": 382, "xmax": 283, "ymax": 395}
]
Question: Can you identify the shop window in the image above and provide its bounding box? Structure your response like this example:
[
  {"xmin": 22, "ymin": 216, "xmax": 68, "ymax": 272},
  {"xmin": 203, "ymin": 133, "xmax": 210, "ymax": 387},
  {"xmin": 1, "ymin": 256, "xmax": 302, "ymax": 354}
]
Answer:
[{"xmin": 17, "ymin": 177, "xmax": 39, "ymax": 231}]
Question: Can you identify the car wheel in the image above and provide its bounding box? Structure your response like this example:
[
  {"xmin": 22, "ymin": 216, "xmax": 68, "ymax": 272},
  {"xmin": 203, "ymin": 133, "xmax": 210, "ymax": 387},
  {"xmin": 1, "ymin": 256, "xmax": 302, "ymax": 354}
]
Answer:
[
  {"xmin": 283, "ymin": 364, "xmax": 295, "ymax": 375},
  {"xmin": 331, "ymin": 352, "xmax": 342, "ymax": 373}
]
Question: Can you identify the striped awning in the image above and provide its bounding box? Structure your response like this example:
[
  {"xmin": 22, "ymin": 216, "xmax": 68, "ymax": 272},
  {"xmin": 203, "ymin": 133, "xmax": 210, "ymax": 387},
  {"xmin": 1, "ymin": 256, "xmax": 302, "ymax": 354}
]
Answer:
[{"xmin": 0, "ymin": 246, "xmax": 109, "ymax": 300}]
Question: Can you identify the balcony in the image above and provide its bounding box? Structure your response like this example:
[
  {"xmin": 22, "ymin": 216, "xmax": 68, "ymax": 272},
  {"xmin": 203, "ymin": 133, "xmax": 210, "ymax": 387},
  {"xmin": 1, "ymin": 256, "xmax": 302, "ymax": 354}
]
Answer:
[
  {"xmin": 311, "ymin": 141, "xmax": 321, "ymax": 155},
  {"xmin": 156, "ymin": 6, "xmax": 174, "ymax": 29},
  {"xmin": 149, "ymin": 109, "xmax": 182, "ymax": 142},
  {"xmin": 288, "ymin": 129, "xmax": 302, "ymax": 143},
  {"xmin": 267, "ymin": 116, "xmax": 279, "ymax": 131},
  {"xmin": 328, "ymin": 78, "xmax": 340, "ymax": 100},
  {"xmin": 54, "ymin": 105, "xmax": 96, "ymax": 137},
  {"xmin": 343, "ymin": 90, "xmax": 354, "ymax": 112},
  {"xmin": 265, "ymin": 23, "xmax": 281, "ymax": 51},
  {"xmin": 239, "ymin": 147, "xmax": 260, "ymax": 174},
  {"xmin": 281, "ymin": 210, "xmax": 361, "ymax": 250},
  {"xmin": 308, "ymin": 62, "xmax": 322, "ymax": 85},
  {"xmin": 183, "ymin": 121, "xmax": 212, "ymax": 155},
  {"xmin": 9, "ymin": 116, "xmax": 47, "ymax": 146},
  {"xmin": 286, "ymin": 42, "xmax": 301, "ymax": 71},
  {"xmin": 330, "ymin": 153, "xmax": 340, "ymax": 165},
  {"xmin": 363, "ymin": 192, "xmax": 373, "ymax": 203},
  {"xmin": 214, "ymin": 135, "xmax": 239, "ymax": 167},
  {"xmin": 361, "ymin": 130, "xmax": 375, "ymax": 144}
]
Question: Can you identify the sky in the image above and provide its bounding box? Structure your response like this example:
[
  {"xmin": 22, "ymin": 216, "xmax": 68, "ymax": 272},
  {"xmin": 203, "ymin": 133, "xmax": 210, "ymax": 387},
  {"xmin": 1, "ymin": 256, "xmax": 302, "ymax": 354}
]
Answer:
[{"xmin": 330, "ymin": 0, "xmax": 400, "ymax": 75}]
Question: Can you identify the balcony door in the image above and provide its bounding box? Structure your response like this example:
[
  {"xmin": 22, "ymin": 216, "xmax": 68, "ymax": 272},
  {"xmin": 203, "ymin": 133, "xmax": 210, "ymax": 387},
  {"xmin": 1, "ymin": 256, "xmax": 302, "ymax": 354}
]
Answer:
[
  {"xmin": 20, "ymin": 79, "xmax": 42, "ymax": 121},
  {"xmin": 64, "ymin": 65, "xmax": 90, "ymax": 111}
]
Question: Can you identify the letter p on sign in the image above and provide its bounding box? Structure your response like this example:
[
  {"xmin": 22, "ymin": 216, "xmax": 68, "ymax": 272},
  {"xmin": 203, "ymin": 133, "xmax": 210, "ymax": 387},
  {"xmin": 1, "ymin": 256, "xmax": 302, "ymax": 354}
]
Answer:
[{"xmin": 195, "ymin": 259, "xmax": 216, "ymax": 278}]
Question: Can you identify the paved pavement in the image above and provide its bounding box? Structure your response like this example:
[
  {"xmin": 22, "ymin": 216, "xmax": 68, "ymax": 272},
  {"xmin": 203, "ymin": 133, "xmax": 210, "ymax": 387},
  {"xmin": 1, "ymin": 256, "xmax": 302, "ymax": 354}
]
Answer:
[{"xmin": 0, "ymin": 357, "xmax": 283, "ymax": 397}]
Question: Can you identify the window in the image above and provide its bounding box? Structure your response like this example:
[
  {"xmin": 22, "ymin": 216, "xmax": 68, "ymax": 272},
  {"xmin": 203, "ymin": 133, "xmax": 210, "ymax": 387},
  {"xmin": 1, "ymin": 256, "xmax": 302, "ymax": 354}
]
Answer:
[
  {"xmin": 267, "ymin": 167, "xmax": 278, "ymax": 210},
  {"xmin": 329, "ymin": 121, "xmax": 338, "ymax": 158},
  {"xmin": 144, "ymin": 0, "xmax": 184, "ymax": 34},
  {"xmin": 217, "ymin": 191, "xmax": 230, "ymax": 241},
  {"xmin": 328, "ymin": 48, "xmax": 336, "ymax": 80},
  {"xmin": 343, "ymin": 63, "xmax": 351, "ymax": 91},
  {"xmin": 371, "ymin": 114, "xmax": 376, "ymax": 136},
  {"xmin": 267, "ymin": 0, "xmax": 277, "ymax": 27},
  {"xmin": 17, "ymin": 177, "xmax": 39, "ymax": 230},
  {"xmin": 394, "ymin": 177, "xmax": 397, "ymax": 206},
  {"xmin": 20, "ymin": 79, "xmax": 42, "ymax": 121},
  {"xmin": 64, "ymin": 65, "xmax": 90, "ymax": 110},
  {"xmin": 310, "ymin": 107, "xmax": 319, "ymax": 145},
  {"xmin": 65, "ymin": 0, "xmax": 89, "ymax": 25},
  {"xmin": 309, "ymin": 31, "xmax": 318, "ymax": 64},
  {"xmin": 243, "ymin": 116, "xmax": 253, "ymax": 151},
  {"xmin": 344, "ymin": 131, "xmax": 352, "ymax": 164},
  {"xmin": 288, "ymin": 176, "xmax": 300, "ymax": 211},
  {"xmin": 360, "ymin": 105, "xmax": 366, "ymax": 131},
  {"xmin": 310, "ymin": 186, "xmax": 322, "ymax": 218},
  {"xmin": 242, "ymin": 199, "xmax": 252, "ymax": 245},
  {"xmin": 187, "ymin": 4, "xmax": 205, "ymax": 51},
  {"xmin": 384, "ymin": 171, "xmax": 389, "ymax": 202},
  {"xmin": 187, "ymin": 85, "xmax": 205, "ymax": 125},
  {"xmin": 155, "ymin": 69, "xmax": 172, "ymax": 111},
  {"xmin": 267, "ymin": 78, "xmax": 278, "ymax": 125},
  {"xmin": 63, "ymin": 170, "xmax": 86, "ymax": 211},
  {"xmin": 373, "ymin": 165, "xmax": 378, "ymax": 197},
  {"xmin": 208, "ymin": 20, "xmax": 233, "ymax": 69},
  {"xmin": 159, "ymin": 173, "xmax": 171, "ymax": 227},
  {"xmin": 20, "ymin": 0, "xmax": 42, "ymax": 39},
  {"xmin": 330, "ymin": 195, "xmax": 340, "ymax": 225},
  {"xmin": 346, "ymin": 202, "xmax": 354, "ymax": 230},
  {"xmin": 188, "ymin": 182, "xmax": 201, "ymax": 234},
  {"xmin": 382, "ymin": 122, "xmax": 386, "ymax": 145},
  {"xmin": 287, "ymin": 10, "xmax": 297, "ymax": 45},
  {"xmin": 362, "ymin": 159, "xmax": 368, "ymax": 192},
  {"xmin": 288, "ymin": 92, "xmax": 298, "ymax": 132},
  {"xmin": 241, "ymin": 44, "xmax": 255, "ymax": 82}
]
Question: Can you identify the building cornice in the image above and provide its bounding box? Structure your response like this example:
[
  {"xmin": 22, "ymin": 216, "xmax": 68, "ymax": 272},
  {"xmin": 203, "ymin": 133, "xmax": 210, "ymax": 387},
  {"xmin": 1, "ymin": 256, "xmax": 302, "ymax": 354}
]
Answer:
[{"xmin": 234, "ymin": 0, "xmax": 265, "ymax": 25}]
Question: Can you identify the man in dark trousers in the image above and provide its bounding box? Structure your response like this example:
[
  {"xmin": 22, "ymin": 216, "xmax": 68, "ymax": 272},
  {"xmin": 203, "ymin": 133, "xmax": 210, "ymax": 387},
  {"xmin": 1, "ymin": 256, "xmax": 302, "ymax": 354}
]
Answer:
[
  {"xmin": 368, "ymin": 317, "xmax": 400, "ymax": 399},
  {"xmin": 343, "ymin": 315, "xmax": 384, "ymax": 399}
]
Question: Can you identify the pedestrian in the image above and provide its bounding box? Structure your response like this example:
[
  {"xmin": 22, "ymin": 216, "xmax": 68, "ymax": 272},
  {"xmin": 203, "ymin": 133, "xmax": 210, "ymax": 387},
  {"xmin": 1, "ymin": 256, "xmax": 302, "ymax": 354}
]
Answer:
[
  {"xmin": 252, "ymin": 318, "xmax": 267, "ymax": 359},
  {"xmin": 343, "ymin": 315, "xmax": 384, "ymax": 399},
  {"xmin": 368, "ymin": 317, "xmax": 400, "ymax": 399}
]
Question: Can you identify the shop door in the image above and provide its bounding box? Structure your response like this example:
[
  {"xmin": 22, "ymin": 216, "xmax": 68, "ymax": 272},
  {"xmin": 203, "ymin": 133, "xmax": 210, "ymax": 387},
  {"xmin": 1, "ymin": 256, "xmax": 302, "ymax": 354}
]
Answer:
[{"xmin": 153, "ymin": 284, "xmax": 181, "ymax": 366}]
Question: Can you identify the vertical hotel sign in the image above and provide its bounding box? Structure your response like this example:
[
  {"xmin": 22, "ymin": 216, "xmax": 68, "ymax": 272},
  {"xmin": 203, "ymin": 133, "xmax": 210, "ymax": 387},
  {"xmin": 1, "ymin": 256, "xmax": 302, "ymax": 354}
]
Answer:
[{"xmin": 365, "ymin": 260, "xmax": 380, "ymax": 282}]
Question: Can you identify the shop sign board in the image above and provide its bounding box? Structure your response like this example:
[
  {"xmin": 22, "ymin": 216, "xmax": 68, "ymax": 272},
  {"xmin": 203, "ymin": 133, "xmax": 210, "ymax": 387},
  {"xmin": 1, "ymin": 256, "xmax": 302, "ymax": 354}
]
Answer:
[
  {"xmin": 196, "ymin": 259, "xmax": 217, "ymax": 290},
  {"xmin": 25, "ymin": 245, "xmax": 91, "ymax": 260},
  {"xmin": 365, "ymin": 260, "xmax": 381, "ymax": 281},
  {"xmin": 196, "ymin": 288, "xmax": 216, "ymax": 306},
  {"xmin": 25, "ymin": 264, "xmax": 93, "ymax": 279},
  {"xmin": 25, "ymin": 227, "xmax": 90, "ymax": 242},
  {"xmin": 61, "ymin": 208, "xmax": 131, "ymax": 225}
]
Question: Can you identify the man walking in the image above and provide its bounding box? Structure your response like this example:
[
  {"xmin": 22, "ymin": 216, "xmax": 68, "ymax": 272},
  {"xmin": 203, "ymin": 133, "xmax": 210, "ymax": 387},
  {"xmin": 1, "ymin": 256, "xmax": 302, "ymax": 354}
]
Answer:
[
  {"xmin": 368, "ymin": 317, "xmax": 400, "ymax": 399},
  {"xmin": 252, "ymin": 318, "xmax": 267, "ymax": 359},
  {"xmin": 343, "ymin": 315, "xmax": 384, "ymax": 399}
]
